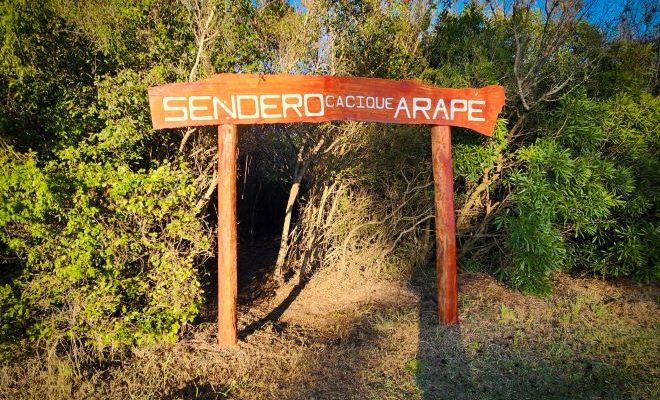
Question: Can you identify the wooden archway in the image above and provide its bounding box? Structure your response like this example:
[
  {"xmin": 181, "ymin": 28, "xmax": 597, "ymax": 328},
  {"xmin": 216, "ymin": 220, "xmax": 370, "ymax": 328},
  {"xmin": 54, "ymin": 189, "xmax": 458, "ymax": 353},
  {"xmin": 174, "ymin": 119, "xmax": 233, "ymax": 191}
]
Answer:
[{"xmin": 148, "ymin": 74, "xmax": 505, "ymax": 347}]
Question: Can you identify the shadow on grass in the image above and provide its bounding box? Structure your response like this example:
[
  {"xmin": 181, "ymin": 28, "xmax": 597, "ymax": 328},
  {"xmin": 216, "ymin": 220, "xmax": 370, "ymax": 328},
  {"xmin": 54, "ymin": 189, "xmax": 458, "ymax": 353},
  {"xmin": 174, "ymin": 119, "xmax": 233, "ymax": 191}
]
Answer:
[
  {"xmin": 412, "ymin": 268, "xmax": 631, "ymax": 400},
  {"xmin": 163, "ymin": 378, "xmax": 229, "ymax": 400},
  {"xmin": 412, "ymin": 266, "xmax": 475, "ymax": 400},
  {"xmin": 238, "ymin": 278, "xmax": 308, "ymax": 340}
]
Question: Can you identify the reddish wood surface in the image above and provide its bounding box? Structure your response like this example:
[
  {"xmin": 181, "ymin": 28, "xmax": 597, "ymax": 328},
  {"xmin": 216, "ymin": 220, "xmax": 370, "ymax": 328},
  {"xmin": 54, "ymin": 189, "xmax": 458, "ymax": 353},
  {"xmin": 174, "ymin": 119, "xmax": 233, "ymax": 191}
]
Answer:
[
  {"xmin": 217, "ymin": 124, "xmax": 238, "ymax": 347},
  {"xmin": 149, "ymin": 74, "xmax": 505, "ymax": 136},
  {"xmin": 431, "ymin": 126, "xmax": 458, "ymax": 324}
]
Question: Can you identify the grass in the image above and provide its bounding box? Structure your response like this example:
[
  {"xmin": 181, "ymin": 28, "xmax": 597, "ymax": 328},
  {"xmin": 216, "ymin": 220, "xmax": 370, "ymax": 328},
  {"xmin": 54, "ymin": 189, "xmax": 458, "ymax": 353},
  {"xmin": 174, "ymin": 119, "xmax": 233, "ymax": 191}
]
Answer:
[{"xmin": 1, "ymin": 267, "xmax": 658, "ymax": 399}]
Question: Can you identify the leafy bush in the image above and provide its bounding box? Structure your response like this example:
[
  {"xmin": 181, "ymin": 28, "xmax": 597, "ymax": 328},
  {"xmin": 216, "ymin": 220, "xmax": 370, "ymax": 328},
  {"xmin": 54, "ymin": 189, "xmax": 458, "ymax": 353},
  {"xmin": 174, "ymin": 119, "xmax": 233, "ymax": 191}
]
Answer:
[
  {"xmin": 495, "ymin": 92, "xmax": 659, "ymax": 293},
  {"xmin": 0, "ymin": 0, "xmax": 215, "ymax": 355},
  {"xmin": 0, "ymin": 147, "xmax": 211, "ymax": 353}
]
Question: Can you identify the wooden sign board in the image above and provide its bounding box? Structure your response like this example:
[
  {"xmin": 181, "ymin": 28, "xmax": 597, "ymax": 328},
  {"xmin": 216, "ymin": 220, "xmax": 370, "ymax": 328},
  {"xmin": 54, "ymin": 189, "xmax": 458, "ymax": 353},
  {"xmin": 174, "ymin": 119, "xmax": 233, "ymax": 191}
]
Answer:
[
  {"xmin": 147, "ymin": 74, "xmax": 505, "ymax": 348},
  {"xmin": 148, "ymin": 74, "xmax": 504, "ymax": 136}
]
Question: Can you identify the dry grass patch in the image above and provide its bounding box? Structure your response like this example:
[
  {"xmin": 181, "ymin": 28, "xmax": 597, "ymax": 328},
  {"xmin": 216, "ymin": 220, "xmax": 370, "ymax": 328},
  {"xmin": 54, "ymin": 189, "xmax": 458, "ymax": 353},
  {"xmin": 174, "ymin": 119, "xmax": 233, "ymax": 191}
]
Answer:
[{"xmin": 1, "ymin": 268, "xmax": 658, "ymax": 399}]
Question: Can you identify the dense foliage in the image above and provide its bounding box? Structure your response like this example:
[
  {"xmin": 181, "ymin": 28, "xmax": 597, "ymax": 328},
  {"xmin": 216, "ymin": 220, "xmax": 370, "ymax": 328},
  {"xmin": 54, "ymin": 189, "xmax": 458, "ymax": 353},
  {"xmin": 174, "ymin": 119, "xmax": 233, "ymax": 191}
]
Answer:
[{"xmin": 0, "ymin": 0, "xmax": 657, "ymax": 356}]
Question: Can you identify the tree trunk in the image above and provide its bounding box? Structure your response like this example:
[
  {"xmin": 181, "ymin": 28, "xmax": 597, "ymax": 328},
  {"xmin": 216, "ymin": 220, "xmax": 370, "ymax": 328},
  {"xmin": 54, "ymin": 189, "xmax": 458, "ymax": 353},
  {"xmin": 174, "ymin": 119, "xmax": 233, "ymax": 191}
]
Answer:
[{"xmin": 274, "ymin": 173, "xmax": 302, "ymax": 282}]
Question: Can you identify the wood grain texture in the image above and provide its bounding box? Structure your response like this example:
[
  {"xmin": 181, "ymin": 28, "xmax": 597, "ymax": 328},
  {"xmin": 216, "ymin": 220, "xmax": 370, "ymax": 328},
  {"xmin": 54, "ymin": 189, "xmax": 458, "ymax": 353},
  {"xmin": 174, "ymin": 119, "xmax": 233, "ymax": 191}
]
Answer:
[
  {"xmin": 431, "ymin": 126, "xmax": 458, "ymax": 324},
  {"xmin": 217, "ymin": 124, "xmax": 238, "ymax": 347},
  {"xmin": 148, "ymin": 74, "xmax": 505, "ymax": 136}
]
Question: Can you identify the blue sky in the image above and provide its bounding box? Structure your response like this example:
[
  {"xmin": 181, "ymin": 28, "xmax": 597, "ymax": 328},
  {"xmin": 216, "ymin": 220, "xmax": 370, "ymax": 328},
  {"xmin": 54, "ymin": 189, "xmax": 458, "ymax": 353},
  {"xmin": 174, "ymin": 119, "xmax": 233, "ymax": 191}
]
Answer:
[
  {"xmin": 287, "ymin": 0, "xmax": 658, "ymax": 36},
  {"xmin": 579, "ymin": 0, "xmax": 657, "ymax": 26}
]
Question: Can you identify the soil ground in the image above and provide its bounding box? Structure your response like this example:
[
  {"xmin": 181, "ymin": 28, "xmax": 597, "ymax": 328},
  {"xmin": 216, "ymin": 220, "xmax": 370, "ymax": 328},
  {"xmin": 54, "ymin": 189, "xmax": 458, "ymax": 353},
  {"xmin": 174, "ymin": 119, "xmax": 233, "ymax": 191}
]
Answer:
[{"xmin": 1, "ymin": 244, "xmax": 658, "ymax": 399}]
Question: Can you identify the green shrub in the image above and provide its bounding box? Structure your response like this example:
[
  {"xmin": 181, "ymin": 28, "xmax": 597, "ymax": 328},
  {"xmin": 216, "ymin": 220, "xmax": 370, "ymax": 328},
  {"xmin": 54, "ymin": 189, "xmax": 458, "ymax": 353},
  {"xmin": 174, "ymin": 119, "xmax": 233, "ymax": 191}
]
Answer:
[
  {"xmin": 495, "ymin": 92, "xmax": 659, "ymax": 293},
  {"xmin": 0, "ymin": 148, "xmax": 211, "ymax": 353}
]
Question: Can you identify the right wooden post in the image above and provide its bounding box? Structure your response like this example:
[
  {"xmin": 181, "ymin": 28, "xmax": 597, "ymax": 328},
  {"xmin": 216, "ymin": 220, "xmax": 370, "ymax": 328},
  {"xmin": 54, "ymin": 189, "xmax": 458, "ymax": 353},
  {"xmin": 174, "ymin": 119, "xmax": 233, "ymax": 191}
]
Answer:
[{"xmin": 431, "ymin": 125, "xmax": 458, "ymax": 324}]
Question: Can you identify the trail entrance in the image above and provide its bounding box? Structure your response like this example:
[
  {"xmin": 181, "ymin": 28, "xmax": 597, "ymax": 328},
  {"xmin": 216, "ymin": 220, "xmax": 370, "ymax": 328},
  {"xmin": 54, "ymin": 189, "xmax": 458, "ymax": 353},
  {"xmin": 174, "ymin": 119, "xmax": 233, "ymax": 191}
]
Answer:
[{"xmin": 148, "ymin": 74, "xmax": 505, "ymax": 347}]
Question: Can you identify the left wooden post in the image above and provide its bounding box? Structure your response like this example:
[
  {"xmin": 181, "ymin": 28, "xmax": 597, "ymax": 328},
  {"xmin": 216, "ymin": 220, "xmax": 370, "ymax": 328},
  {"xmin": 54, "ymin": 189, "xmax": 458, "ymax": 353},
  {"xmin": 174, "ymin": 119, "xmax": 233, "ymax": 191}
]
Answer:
[{"xmin": 217, "ymin": 124, "xmax": 238, "ymax": 347}]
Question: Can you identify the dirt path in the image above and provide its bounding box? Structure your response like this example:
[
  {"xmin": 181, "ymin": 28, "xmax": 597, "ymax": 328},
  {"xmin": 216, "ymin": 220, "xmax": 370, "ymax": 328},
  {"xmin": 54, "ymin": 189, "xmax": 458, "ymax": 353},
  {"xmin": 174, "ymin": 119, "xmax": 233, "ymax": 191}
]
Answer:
[{"xmin": 2, "ymin": 267, "xmax": 658, "ymax": 399}]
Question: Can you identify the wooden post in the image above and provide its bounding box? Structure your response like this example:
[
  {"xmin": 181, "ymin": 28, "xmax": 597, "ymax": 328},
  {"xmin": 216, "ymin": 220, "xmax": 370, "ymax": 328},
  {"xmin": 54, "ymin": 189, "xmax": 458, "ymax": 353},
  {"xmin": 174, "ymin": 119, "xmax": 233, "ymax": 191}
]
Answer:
[
  {"xmin": 431, "ymin": 126, "xmax": 458, "ymax": 324},
  {"xmin": 217, "ymin": 124, "xmax": 238, "ymax": 347}
]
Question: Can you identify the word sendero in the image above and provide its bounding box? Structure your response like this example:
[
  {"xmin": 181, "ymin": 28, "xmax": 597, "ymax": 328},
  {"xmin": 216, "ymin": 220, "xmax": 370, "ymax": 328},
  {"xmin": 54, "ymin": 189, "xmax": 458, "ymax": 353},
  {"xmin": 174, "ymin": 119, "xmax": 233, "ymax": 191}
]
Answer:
[
  {"xmin": 162, "ymin": 94, "xmax": 487, "ymax": 123},
  {"xmin": 163, "ymin": 94, "xmax": 324, "ymax": 121}
]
